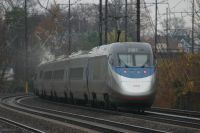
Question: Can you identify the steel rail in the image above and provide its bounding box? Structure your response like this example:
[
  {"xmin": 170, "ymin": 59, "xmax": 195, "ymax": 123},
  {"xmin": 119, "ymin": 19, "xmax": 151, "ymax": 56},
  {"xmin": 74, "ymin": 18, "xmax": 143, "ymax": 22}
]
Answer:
[
  {"xmin": 2, "ymin": 96, "xmax": 168, "ymax": 133},
  {"xmin": 28, "ymin": 96, "xmax": 200, "ymax": 129},
  {"xmin": 150, "ymin": 107, "xmax": 200, "ymax": 118},
  {"xmin": 0, "ymin": 116, "xmax": 45, "ymax": 133}
]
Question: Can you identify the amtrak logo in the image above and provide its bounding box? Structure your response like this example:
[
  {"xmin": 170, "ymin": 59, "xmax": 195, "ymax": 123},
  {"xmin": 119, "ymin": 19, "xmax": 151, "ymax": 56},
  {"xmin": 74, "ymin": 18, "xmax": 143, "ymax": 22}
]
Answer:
[{"xmin": 133, "ymin": 85, "xmax": 140, "ymax": 87}]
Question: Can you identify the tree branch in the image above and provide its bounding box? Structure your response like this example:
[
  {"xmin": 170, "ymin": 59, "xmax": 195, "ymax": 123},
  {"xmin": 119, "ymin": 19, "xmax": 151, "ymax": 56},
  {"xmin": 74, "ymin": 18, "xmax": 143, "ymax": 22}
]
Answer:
[{"xmin": 37, "ymin": 0, "xmax": 54, "ymax": 15}]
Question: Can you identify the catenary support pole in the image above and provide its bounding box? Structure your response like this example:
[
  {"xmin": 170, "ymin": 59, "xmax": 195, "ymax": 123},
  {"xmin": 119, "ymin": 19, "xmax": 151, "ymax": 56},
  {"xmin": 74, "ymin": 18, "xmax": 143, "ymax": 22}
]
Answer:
[
  {"xmin": 24, "ymin": 0, "xmax": 28, "ymax": 94},
  {"xmin": 68, "ymin": 0, "xmax": 71, "ymax": 55},
  {"xmin": 125, "ymin": 0, "xmax": 128, "ymax": 42},
  {"xmin": 155, "ymin": 0, "xmax": 158, "ymax": 53},
  {"xmin": 105, "ymin": 0, "xmax": 108, "ymax": 44},
  {"xmin": 136, "ymin": 0, "xmax": 140, "ymax": 42},
  {"xmin": 192, "ymin": 0, "xmax": 194, "ymax": 53},
  {"xmin": 166, "ymin": 7, "xmax": 169, "ymax": 52},
  {"xmin": 99, "ymin": 0, "xmax": 103, "ymax": 46}
]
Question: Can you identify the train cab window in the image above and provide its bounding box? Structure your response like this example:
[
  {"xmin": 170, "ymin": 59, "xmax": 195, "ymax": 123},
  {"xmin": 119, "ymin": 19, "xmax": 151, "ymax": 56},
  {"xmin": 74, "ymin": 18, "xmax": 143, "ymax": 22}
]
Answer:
[
  {"xmin": 70, "ymin": 67, "xmax": 83, "ymax": 80},
  {"xmin": 135, "ymin": 54, "xmax": 149, "ymax": 67},
  {"xmin": 118, "ymin": 54, "xmax": 133, "ymax": 67},
  {"xmin": 53, "ymin": 70, "xmax": 64, "ymax": 80},
  {"xmin": 118, "ymin": 54, "xmax": 150, "ymax": 67}
]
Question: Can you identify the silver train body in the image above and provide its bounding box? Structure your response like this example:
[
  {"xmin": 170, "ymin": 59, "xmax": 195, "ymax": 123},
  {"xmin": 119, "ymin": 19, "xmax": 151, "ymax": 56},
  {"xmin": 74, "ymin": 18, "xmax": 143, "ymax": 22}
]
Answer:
[{"xmin": 34, "ymin": 42, "xmax": 157, "ymax": 108}]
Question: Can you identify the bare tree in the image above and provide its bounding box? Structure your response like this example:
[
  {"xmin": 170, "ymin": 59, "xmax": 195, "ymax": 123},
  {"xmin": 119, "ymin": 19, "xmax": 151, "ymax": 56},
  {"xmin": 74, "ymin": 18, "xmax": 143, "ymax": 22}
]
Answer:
[
  {"xmin": 0, "ymin": 0, "xmax": 40, "ymax": 91},
  {"xmin": 160, "ymin": 17, "xmax": 187, "ymax": 37},
  {"xmin": 0, "ymin": 17, "xmax": 8, "ymax": 89}
]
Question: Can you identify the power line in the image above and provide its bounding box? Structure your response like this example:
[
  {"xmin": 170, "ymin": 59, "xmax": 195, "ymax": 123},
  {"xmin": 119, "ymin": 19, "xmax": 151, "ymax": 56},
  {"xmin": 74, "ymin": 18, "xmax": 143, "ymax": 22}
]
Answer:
[{"xmin": 171, "ymin": 0, "xmax": 183, "ymax": 9}]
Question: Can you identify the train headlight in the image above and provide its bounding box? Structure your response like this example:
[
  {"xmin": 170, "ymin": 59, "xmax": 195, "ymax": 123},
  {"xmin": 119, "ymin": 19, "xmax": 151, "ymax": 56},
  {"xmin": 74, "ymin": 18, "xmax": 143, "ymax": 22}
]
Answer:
[
  {"xmin": 144, "ymin": 70, "xmax": 147, "ymax": 74},
  {"xmin": 123, "ymin": 68, "xmax": 128, "ymax": 73}
]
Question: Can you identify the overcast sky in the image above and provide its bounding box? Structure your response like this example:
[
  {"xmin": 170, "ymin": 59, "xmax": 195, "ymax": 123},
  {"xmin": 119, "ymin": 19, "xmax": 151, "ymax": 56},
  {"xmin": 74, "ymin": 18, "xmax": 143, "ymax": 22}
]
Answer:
[
  {"xmin": 149, "ymin": 0, "xmax": 192, "ymax": 28},
  {"xmin": 43, "ymin": 0, "xmax": 192, "ymax": 28}
]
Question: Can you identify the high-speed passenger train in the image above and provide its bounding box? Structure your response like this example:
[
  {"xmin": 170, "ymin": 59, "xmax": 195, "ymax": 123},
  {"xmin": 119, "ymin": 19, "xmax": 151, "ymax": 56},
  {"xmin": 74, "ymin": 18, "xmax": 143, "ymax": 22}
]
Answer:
[{"xmin": 34, "ymin": 42, "xmax": 157, "ymax": 110}]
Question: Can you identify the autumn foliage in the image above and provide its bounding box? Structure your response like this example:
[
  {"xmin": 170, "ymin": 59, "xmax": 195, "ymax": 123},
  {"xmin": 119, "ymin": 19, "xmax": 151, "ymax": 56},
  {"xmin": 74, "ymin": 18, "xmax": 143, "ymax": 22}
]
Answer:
[{"xmin": 154, "ymin": 54, "xmax": 200, "ymax": 110}]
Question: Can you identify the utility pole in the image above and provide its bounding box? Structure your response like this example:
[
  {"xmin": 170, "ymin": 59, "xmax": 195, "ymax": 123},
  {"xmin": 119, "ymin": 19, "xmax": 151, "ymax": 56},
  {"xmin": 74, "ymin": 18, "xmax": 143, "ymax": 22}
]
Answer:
[
  {"xmin": 166, "ymin": 7, "xmax": 169, "ymax": 52},
  {"xmin": 155, "ymin": 0, "xmax": 158, "ymax": 53},
  {"xmin": 192, "ymin": 0, "xmax": 194, "ymax": 53},
  {"xmin": 105, "ymin": 0, "xmax": 108, "ymax": 44},
  {"xmin": 116, "ymin": 21, "xmax": 121, "ymax": 42},
  {"xmin": 136, "ymin": 0, "xmax": 140, "ymax": 42},
  {"xmin": 24, "ymin": 0, "xmax": 28, "ymax": 94},
  {"xmin": 125, "ymin": 0, "xmax": 128, "ymax": 42},
  {"xmin": 99, "ymin": 0, "xmax": 103, "ymax": 46},
  {"xmin": 68, "ymin": 0, "xmax": 71, "ymax": 55}
]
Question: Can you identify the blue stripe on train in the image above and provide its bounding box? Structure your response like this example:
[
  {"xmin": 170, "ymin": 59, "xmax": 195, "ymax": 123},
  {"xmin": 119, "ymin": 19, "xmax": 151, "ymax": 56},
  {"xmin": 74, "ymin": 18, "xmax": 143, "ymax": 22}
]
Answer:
[{"xmin": 113, "ymin": 67, "xmax": 155, "ymax": 78}]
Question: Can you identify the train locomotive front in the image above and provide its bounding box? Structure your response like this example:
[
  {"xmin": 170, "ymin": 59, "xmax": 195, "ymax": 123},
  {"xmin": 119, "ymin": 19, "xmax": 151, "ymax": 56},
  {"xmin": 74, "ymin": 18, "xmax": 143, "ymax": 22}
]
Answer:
[{"xmin": 108, "ymin": 42, "xmax": 156, "ymax": 108}]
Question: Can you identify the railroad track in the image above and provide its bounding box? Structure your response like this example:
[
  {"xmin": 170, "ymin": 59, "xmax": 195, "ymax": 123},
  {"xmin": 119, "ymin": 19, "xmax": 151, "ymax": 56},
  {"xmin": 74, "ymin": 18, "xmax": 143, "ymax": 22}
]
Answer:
[
  {"xmin": 0, "ymin": 95, "xmax": 45, "ymax": 133},
  {"xmin": 1, "ymin": 95, "xmax": 168, "ymax": 133},
  {"xmin": 25, "ymin": 96, "xmax": 200, "ymax": 130},
  {"xmin": 0, "ymin": 116, "xmax": 45, "ymax": 133},
  {"xmin": 150, "ymin": 107, "xmax": 200, "ymax": 118}
]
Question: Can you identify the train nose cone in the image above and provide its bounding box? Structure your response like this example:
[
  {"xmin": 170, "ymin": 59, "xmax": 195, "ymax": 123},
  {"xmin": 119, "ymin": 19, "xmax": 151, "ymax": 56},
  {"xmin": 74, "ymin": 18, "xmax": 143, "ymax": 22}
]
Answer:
[{"xmin": 120, "ymin": 81, "xmax": 152, "ymax": 95}]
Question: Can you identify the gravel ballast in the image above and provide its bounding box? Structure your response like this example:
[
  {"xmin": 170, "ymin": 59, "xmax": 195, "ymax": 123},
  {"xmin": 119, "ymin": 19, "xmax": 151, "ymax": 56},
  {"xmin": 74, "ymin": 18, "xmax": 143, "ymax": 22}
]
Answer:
[
  {"xmin": 0, "ymin": 94, "xmax": 99, "ymax": 133},
  {"xmin": 0, "ymin": 120, "xmax": 28, "ymax": 133},
  {"xmin": 20, "ymin": 96, "xmax": 200, "ymax": 133}
]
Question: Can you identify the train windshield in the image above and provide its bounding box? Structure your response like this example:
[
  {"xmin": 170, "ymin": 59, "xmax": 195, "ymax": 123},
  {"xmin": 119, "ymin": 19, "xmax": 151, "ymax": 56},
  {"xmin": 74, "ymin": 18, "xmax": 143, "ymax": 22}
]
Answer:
[{"xmin": 118, "ymin": 54, "xmax": 151, "ymax": 67}]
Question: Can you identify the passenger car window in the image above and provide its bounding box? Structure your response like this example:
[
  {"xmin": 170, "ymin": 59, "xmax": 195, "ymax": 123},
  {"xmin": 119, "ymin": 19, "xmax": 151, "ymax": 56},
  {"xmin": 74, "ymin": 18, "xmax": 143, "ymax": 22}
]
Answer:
[
  {"xmin": 44, "ymin": 71, "xmax": 52, "ymax": 80},
  {"xmin": 53, "ymin": 70, "xmax": 64, "ymax": 80},
  {"xmin": 34, "ymin": 73, "xmax": 37, "ymax": 80},
  {"xmin": 39, "ymin": 71, "xmax": 43, "ymax": 79},
  {"xmin": 70, "ymin": 68, "xmax": 83, "ymax": 80}
]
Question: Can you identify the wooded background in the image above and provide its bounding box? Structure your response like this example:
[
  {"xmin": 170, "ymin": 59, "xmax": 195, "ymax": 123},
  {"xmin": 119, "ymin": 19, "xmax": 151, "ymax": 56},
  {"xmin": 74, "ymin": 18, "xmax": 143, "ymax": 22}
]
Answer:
[{"xmin": 0, "ymin": 0, "xmax": 200, "ymax": 111}]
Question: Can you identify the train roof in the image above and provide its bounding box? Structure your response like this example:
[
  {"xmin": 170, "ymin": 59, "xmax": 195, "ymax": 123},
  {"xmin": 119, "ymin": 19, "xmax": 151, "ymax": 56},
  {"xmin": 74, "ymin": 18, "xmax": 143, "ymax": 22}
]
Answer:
[{"xmin": 39, "ymin": 42, "xmax": 151, "ymax": 66}]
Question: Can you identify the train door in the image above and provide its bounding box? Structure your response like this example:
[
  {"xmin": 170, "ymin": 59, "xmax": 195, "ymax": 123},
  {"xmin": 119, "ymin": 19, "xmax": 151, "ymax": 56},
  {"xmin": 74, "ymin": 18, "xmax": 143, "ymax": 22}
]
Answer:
[
  {"xmin": 34, "ymin": 69, "xmax": 42, "ymax": 95},
  {"xmin": 86, "ymin": 59, "xmax": 91, "ymax": 102},
  {"xmin": 64, "ymin": 66, "xmax": 69, "ymax": 99},
  {"xmin": 69, "ymin": 58, "xmax": 88, "ymax": 100},
  {"xmin": 88, "ymin": 56, "xmax": 108, "ymax": 101},
  {"xmin": 38, "ymin": 66, "xmax": 45, "ymax": 96},
  {"xmin": 43, "ymin": 70, "xmax": 53, "ymax": 96}
]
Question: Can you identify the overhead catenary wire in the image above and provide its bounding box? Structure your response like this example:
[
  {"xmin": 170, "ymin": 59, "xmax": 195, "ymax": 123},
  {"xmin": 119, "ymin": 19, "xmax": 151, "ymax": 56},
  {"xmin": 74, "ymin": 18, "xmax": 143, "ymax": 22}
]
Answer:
[
  {"xmin": 143, "ymin": 1, "xmax": 180, "ymax": 88},
  {"xmin": 143, "ymin": 0, "xmax": 188, "ymax": 84},
  {"xmin": 144, "ymin": 0, "xmax": 192, "ymax": 90}
]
